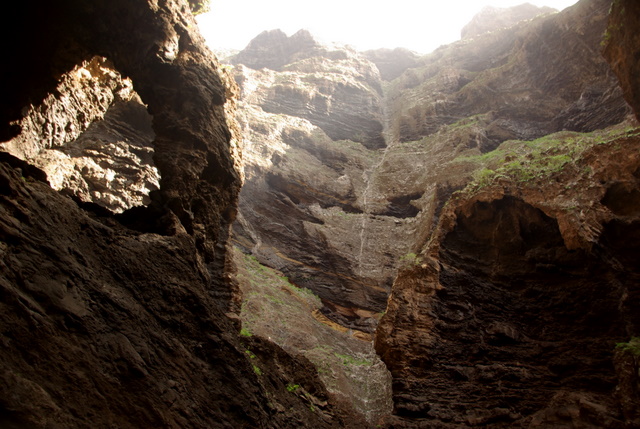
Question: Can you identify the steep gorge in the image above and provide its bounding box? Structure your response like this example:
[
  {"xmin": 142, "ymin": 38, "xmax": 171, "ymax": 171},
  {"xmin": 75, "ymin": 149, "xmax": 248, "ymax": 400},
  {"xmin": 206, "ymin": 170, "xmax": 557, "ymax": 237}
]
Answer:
[
  {"xmin": 0, "ymin": 0, "xmax": 639, "ymax": 427},
  {"xmin": 229, "ymin": 0, "xmax": 640, "ymax": 426},
  {"xmin": 0, "ymin": 0, "xmax": 365, "ymax": 427},
  {"xmin": 229, "ymin": 0, "xmax": 630, "ymax": 332}
]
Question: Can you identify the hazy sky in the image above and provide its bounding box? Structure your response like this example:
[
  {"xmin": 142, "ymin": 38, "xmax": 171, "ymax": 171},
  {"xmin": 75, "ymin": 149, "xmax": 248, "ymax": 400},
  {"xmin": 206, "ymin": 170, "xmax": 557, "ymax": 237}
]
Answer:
[{"xmin": 196, "ymin": 0, "xmax": 579, "ymax": 54}]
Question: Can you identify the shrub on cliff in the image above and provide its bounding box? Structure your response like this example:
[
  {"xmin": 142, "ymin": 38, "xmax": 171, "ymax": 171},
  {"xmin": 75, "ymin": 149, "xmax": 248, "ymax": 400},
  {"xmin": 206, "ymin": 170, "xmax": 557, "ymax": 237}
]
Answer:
[{"xmin": 188, "ymin": 0, "xmax": 210, "ymax": 15}]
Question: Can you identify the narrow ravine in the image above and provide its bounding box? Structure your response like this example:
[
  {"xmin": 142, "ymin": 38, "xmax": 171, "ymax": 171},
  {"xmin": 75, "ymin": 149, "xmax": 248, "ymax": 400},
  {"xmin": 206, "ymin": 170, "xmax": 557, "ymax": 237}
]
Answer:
[{"xmin": 356, "ymin": 101, "xmax": 399, "ymax": 278}]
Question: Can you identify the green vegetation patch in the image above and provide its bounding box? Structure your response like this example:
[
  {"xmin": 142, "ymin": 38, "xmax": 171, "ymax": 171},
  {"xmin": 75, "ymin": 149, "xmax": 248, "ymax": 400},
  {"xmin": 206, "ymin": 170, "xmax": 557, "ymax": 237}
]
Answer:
[
  {"xmin": 399, "ymin": 252, "xmax": 421, "ymax": 267},
  {"xmin": 286, "ymin": 383, "xmax": 300, "ymax": 392},
  {"xmin": 451, "ymin": 124, "xmax": 640, "ymax": 192},
  {"xmin": 616, "ymin": 337, "xmax": 640, "ymax": 356},
  {"xmin": 233, "ymin": 247, "xmax": 391, "ymax": 420},
  {"xmin": 236, "ymin": 248, "xmax": 322, "ymax": 342},
  {"xmin": 238, "ymin": 252, "xmax": 321, "ymax": 308}
]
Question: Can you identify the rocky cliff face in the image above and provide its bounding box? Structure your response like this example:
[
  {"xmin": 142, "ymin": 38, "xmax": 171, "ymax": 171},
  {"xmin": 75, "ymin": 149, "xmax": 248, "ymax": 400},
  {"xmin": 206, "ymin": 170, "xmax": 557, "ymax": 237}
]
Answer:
[
  {"xmin": 0, "ymin": 0, "xmax": 363, "ymax": 427},
  {"xmin": 230, "ymin": 0, "xmax": 631, "ymax": 335},
  {"xmin": 232, "ymin": 30, "xmax": 385, "ymax": 148},
  {"xmin": 387, "ymin": 0, "xmax": 629, "ymax": 146},
  {"xmin": 2, "ymin": 0, "xmax": 639, "ymax": 427},
  {"xmin": 229, "ymin": 0, "xmax": 640, "ymax": 427},
  {"xmin": 373, "ymin": 0, "xmax": 640, "ymax": 427},
  {"xmin": 229, "ymin": 32, "xmax": 396, "ymax": 334},
  {"xmin": 376, "ymin": 124, "xmax": 640, "ymax": 427},
  {"xmin": 603, "ymin": 0, "xmax": 640, "ymax": 122}
]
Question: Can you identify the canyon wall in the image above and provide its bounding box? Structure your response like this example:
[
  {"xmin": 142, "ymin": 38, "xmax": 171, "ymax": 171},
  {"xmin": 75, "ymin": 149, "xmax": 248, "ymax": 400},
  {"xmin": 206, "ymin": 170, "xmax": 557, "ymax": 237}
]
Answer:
[
  {"xmin": 603, "ymin": 0, "xmax": 640, "ymax": 122},
  {"xmin": 376, "ymin": 127, "xmax": 640, "ymax": 427},
  {"xmin": 0, "ymin": 0, "xmax": 363, "ymax": 427},
  {"xmin": 228, "ymin": 0, "xmax": 640, "ymax": 427},
  {"xmin": 1, "ymin": 0, "xmax": 639, "ymax": 427},
  {"xmin": 375, "ymin": 0, "xmax": 640, "ymax": 427},
  {"xmin": 230, "ymin": 0, "xmax": 630, "ymax": 336}
]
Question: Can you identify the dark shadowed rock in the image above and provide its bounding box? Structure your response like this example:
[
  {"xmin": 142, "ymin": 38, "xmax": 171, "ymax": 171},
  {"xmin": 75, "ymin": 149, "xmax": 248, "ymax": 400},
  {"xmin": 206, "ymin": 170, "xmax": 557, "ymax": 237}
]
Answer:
[
  {"xmin": 603, "ymin": 0, "xmax": 640, "ymax": 122},
  {"xmin": 0, "ymin": 0, "xmax": 365, "ymax": 427}
]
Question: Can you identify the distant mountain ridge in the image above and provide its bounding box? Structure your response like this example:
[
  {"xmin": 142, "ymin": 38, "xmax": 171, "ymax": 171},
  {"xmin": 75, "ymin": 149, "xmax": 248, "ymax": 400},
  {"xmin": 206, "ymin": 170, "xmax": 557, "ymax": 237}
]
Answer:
[{"xmin": 462, "ymin": 2, "xmax": 557, "ymax": 39}]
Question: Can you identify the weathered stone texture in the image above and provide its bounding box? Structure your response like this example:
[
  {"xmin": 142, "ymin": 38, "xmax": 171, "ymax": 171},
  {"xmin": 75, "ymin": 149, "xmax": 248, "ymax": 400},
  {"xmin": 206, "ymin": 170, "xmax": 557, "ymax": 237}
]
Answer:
[
  {"xmin": 0, "ymin": 0, "xmax": 363, "ymax": 427},
  {"xmin": 603, "ymin": 0, "xmax": 640, "ymax": 122},
  {"xmin": 388, "ymin": 0, "xmax": 630, "ymax": 145}
]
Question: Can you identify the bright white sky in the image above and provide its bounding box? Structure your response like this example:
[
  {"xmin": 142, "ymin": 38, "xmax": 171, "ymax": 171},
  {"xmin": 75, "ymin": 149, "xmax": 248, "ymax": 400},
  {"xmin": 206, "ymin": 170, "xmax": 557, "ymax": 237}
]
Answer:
[{"xmin": 196, "ymin": 0, "xmax": 579, "ymax": 54}]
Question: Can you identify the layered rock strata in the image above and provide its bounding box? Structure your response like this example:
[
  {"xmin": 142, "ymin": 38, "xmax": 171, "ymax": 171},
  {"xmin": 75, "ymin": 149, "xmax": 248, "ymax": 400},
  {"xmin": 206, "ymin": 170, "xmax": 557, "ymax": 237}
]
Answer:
[
  {"xmin": 232, "ymin": 30, "xmax": 385, "ymax": 148},
  {"xmin": 375, "ymin": 0, "xmax": 640, "ymax": 426},
  {"xmin": 376, "ymin": 126, "xmax": 640, "ymax": 427},
  {"xmin": 229, "ymin": 0, "xmax": 631, "ymax": 336},
  {"xmin": 0, "ymin": 0, "xmax": 362, "ymax": 427},
  {"xmin": 387, "ymin": 0, "xmax": 630, "ymax": 146},
  {"xmin": 230, "ymin": 33, "xmax": 396, "ymax": 332}
]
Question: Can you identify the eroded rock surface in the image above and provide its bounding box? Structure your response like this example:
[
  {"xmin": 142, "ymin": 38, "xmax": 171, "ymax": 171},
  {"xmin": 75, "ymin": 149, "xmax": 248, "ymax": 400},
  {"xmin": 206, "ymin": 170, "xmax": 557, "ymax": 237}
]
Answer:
[
  {"xmin": 388, "ymin": 0, "xmax": 630, "ymax": 145},
  {"xmin": 0, "ymin": 0, "xmax": 363, "ymax": 427},
  {"xmin": 376, "ymin": 127, "xmax": 640, "ymax": 427},
  {"xmin": 1, "ymin": 56, "xmax": 159, "ymax": 213}
]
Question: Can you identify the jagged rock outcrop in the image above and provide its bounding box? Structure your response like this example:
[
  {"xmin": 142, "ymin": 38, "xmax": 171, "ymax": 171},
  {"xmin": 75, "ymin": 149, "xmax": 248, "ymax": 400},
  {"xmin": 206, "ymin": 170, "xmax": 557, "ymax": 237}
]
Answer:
[
  {"xmin": 228, "ymin": 0, "xmax": 632, "ymax": 336},
  {"xmin": 461, "ymin": 3, "xmax": 557, "ymax": 39},
  {"xmin": 388, "ymin": 0, "xmax": 630, "ymax": 145},
  {"xmin": 1, "ymin": 56, "xmax": 159, "ymax": 213},
  {"xmin": 603, "ymin": 0, "xmax": 640, "ymax": 122},
  {"xmin": 374, "ymin": 0, "xmax": 640, "ymax": 426},
  {"xmin": 232, "ymin": 29, "xmax": 321, "ymax": 71},
  {"xmin": 231, "ymin": 31, "xmax": 385, "ymax": 148},
  {"xmin": 0, "ymin": 0, "xmax": 363, "ymax": 427}
]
